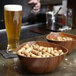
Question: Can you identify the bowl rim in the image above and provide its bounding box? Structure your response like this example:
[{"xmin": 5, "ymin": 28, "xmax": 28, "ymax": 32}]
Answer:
[
  {"xmin": 16, "ymin": 41, "xmax": 68, "ymax": 59},
  {"xmin": 46, "ymin": 32, "xmax": 76, "ymax": 42}
]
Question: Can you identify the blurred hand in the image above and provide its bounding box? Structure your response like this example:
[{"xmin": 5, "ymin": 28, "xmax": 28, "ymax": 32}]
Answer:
[{"xmin": 28, "ymin": 0, "xmax": 41, "ymax": 14}]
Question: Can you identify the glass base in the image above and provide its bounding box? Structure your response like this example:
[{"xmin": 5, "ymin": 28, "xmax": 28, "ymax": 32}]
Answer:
[
  {"xmin": 58, "ymin": 26, "xmax": 72, "ymax": 32},
  {"xmin": 7, "ymin": 44, "xmax": 17, "ymax": 54},
  {"xmin": 7, "ymin": 50, "xmax": 17, "ymax": 54}
]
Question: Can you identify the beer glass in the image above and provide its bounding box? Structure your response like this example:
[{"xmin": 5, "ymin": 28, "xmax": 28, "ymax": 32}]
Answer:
[{"xmin": 4, "ymin": 5, "xmax": 22, "ymax": 54}]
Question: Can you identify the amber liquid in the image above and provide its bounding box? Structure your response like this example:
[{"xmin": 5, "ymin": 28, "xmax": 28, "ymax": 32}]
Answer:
[{"xmin": 4, "ymin": 10, "xmax": 22, "ymax": 54}]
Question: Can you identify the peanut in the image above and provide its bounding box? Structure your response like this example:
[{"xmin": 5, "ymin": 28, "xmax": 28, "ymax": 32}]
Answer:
[{"xmin": 18, "ymin": 44, "xmax": 64, "ymax": 58}]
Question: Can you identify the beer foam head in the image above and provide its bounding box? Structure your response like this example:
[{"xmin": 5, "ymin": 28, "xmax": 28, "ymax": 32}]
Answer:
[{"xmin": 4, "ymin": 5, "xmax": 22, "ymax": 11}]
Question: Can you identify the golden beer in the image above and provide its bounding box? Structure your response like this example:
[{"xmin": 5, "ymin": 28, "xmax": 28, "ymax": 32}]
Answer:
[{"xmin": 4, "ymin": 5, "xmax": 22, "ymax": 54}]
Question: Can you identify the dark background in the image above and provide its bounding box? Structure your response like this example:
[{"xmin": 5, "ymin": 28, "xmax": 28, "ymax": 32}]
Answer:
[
  {"xmin": 67, "ymin": 0, "xmax": 76, "ymax": 27},
  {"xmin": 0, "ymin": 0, "xmax": 62, "ymax": 29}
]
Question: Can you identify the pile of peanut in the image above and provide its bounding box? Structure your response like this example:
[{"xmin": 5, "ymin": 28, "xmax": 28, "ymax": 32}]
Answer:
[
  {"xmin": 18, "ymin": 44, "xmax": 64, "ymax": 58},
  {"xmin": 51, "ymin": 36, "xmax": 73, "ymax": 41}
]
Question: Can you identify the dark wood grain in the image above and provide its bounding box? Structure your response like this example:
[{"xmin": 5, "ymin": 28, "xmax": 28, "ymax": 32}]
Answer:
[
  {"xmin": 16, "ymin": 41, "xmax": 67, "ymax": 74},
  {"xmin": 46, "ymin": 32, "xmax": 76, "ymax": 54}
]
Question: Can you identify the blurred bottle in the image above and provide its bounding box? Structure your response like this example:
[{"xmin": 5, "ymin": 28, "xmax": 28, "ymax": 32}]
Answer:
[{"xmin": 67, "ymin": 9, "xmax": 73, "ymax": 27}]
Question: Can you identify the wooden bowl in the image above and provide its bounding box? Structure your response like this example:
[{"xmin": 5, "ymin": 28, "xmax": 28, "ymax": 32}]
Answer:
[
  {"xmin": 46, "ymin": 32, "xmax": 76, "ymax": 54},
  {"xmin": 16, "ymin": 41, "xmax": 68, "ymax": 74}
]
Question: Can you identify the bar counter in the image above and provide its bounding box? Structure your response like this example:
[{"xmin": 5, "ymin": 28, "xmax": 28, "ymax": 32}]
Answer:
[{"xmin": 0, "ymin": 28, "xmax": 76, "ymax": 76}]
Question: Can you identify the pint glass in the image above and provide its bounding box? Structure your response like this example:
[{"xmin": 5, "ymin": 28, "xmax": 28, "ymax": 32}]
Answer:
[{"xmin": 4, "ymin": 5, "xmax": 22, "ymax": 54}]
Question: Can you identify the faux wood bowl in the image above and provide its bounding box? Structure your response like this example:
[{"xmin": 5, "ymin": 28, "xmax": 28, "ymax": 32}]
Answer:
[
  {"xmin": 16, "ymin": 41, "xmax": 68, "ymax": 74},
  {"xmin": 46, "ymin": 32, "xmax": 76, "ymax": 54}
]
